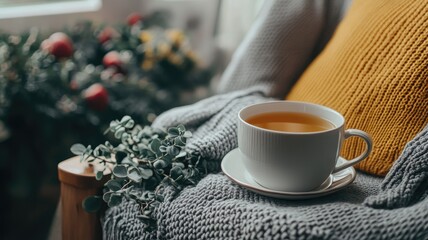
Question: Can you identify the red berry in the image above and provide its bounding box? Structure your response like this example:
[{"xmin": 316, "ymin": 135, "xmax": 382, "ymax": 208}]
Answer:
[
  {"xmin": 69, "ymin": 79, "xmax": 79, "ymax": 91},
  {"xmin": 40, "ymin": 39, "xmax": 52, "ymax": 51},
  {"xmin": 42, "ymin": 32, "xmax": 74, "ymax": 59},
  {"xmin": 103, "ymin": 51, "xmax": 122, "ymax": 69},
  {"xmin": 83, "ymin": 83, "xmax": 109, "ymax": 111},
  {"xmin": 98, "ymin": 27, "xmax": 116, "ymax": 44},
  {"xmin": 127, "ymin": 13, "xmax": 142, "ymax": 26}
]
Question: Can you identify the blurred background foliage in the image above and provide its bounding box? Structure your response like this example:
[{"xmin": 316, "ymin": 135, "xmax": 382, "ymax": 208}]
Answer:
[{"xmin": 0, "ymin": 11, "xmax": 212, "ymax": 240}]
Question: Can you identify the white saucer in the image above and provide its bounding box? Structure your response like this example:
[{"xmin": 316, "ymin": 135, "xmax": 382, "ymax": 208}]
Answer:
[{"xmin": 221, "ymin": 148, "xmax": 356, "ymax": 200}]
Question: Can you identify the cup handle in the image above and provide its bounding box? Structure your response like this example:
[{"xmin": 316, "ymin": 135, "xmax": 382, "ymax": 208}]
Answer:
[{"xmin": 333, "ymin": 129, "xmax": 373, "ymax": 173}]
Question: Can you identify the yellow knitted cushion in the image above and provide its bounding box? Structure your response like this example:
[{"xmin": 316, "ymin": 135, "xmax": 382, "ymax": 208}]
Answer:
[{"xmin": 286, "ymin": 0, "xmax": 428, "ymax": 176}]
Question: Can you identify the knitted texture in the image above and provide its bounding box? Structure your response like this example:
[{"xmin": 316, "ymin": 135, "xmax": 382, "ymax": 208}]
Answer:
[
  {"xmin": 286, "ymin": 0, "xmax": 428, "ymax": 176},
  {"xmin": 102, "ymin": 0, "xmax": 428, "ymax": 239},
  {"xmin": 152, "ymin": 87, "xmax": 270, "ymax": 162},
  {"xmin": 364, "ymin": 125, "xmax": 428, "ymax": 209},
  {"xmin": 103, "ymin": 125, "xmax": 428, "ymax": 239},
  {"xmin": 217, "ymin": 0, "xmax": 349, "ymax": 98}
]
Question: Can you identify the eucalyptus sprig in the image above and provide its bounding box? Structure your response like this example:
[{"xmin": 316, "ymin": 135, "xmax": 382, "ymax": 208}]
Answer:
[{"xmin": 70, "ymin": 115, "xmax": 202, "ymax": 229}]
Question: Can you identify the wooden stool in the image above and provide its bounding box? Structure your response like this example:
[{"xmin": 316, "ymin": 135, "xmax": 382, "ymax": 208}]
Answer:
[{"xmin": 58, "ymin": 157, "xmax": 109, "ymax": 240}]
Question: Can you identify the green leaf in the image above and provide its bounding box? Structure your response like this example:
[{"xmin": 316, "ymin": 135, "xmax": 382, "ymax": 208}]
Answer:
[
  {"xmin": 153, "ymin": 160, "xmax": 167, "ymax": 169},
  {"xmin": 172, "ymin": 162, "xmax": 185, "ymax": 168},
  {"xmin": 110, "ymin": 120, "xmax": 119, "ymax": 128},
  {"xmin": 139, "ymin": 167, "xmax": 153, "ymax": 179},
  {"xmin": 146, "ymin": 150, "xmax": 156, "ymax": 158},
  {"xmin": 176, "ymin": 151, "xmax": 187, "ymax": 159},
  {"xmin": 136, "ymin": 129, "xmax": 144, "ymax": 139},
  {"xmin": 70, "ymin": 143, "xmax": 86, "ymax": 155},
  {"xmin": 97, "ymin": 145, "xmax": 110, "ymax": 158},
  {"xmin": 121, "ymin": 133, "xmax": 129, "ymax": 144},
  {"xmin": 137, "ymin": 143, "xmax": 148, "ymax": 151},
  {"xmin": 159, "ymin": 145, "xmax": 167, "ymax": 152},
  {"xmin": 177, "ymin": 124, "xmax": 186, "ymax": 132},
  {"xmin": 128, "ymin": 189, "xmax": 141, "ymax": 199},
  {"xmin": 96, "ymin": 171, "xmax": 104, "ymax": 180},
  {"xmin": 124, "ymin": 119, "xmax": 135, "ymax": 129},
  {"xmin": 170, "ymin": 166, "xmax": 183, "ymax": 179},
  {"xmin": 162, "ymin": 154, "xmax": 174, "ymax": 162},
  {"xmin": 108, "ymin": 194, "xmax": 122, "ymax": 207},
  {"xmin": 117, "ymin": 144, "xmax": 127, "ymax": 151},
  {"xmin": 174, "ymin": 137, "xmax": 186, "ymax": 146},
  {"xmin": 167, "ymin": 146, "xmax": 180, "ymax": 156},
  {"xmin": 128, "ymin": 168, "xmax": 142, "ymax": 182},
  {"xmin": 82, "ymin": 195, "xmax": 102, "ymax": 213},
  {"xmin": 93, "ymin": 146, "xmax": 100, "ymax": 157},
  {"xmin": 175, "ymin": 175, "xmax": 184, "ymax": 182},
  {"xmin": 153, "ymin": 128, "xmax": 166, "ymax": 137},
  {"xmin": 139, "ymin": 215, "xmax": 151, "ymax": 220},
  {"xmin": 98, "ymin": 144, "xmax": 109, "ymax": 152},
  {"xmin": 150, "ymin": 138, "xmax": 161, "ymax": 153},
  {"xmin": 132, "ymin": 134, "xmax": 141, "ymax": 143},
  {"xmin": 141, "ymin": 138, "xmax": 150, "ymax": 145},
  {"xmin": 121, "ymin": 157, "xmax": 133, "ymax": 165},
  {"xmin": 106, "ymin": 180, "xmax": 122, "ymax": 191},
  {"xmin": 155, "ymin": 194, "xmax": 164, "ymax": 202},
  {"xmin": 120, "ymin": 115, "xmax": 132, "ymax": 124},
  {"xmin": 85, "ymin": 145, "xmax": 93, "ymax": 155},
  {"xmin": 115, "ymin": 151, "xmax": 127, "ymax": 164},
  {"xmin": 103, "ymin": 191, "xmax": 113, "ymax": 202},
  {"xmin": 114, "ymin": 127, "xmax": 125, "ymax": 139},
  {"xmin": 113, "ymin": 165, "xmax": 127, "ymax": 178},
  {"xmin": 105, "ymin": 121, "xmax": 119, "ymax": 134},
  {"xmin": 132, "ymin": 145, "xmax": 139, "ymax": 152},
  {"xmin": 143, "ymin": 210, "xmax": 152, "ymax": 216},
  {"xmin": 168, "ymin": 127, "xmax": 179, "ymax": 136},
  {"xmin": 105, "ymin": 141, "xmax": 113, "ymax": 148},
  {"xmin": 102, "ymin": 151, "xmax": 111, "ymax": 159},
  {"xmin": 142, "ymin": 191, "xmax": 155, "ymax": 200},
  {"xmin": 183, "ymin": 131, "xmax": 192, "ymax": 138}
]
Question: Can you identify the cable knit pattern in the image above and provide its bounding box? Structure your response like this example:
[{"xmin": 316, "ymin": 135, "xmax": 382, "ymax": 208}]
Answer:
[
  {"xmin": 153, "ymin": 87, "xmax": 271, "ymax": 161},
  {"xmin": 102, "ymin": 0, "xmax": 428, "ymax": 239},
  {"xmin": 217, "ymin": 0, "xmax": 325, "ymax": 98},
  {"xmin": 217, "ymin": 0, "xmax": 353, "ymax": 98},
  {"xmin": 286, "ymin": 0, "xmax": 428, "ymax": 176},
  {"xmin": 156, "ymin": 172, "xmax": 427, "ymax": 240},
  {"xmin": 103, "ymin": 89, "xmax": 428, "ymax": 239},
  {"xmin": 364, "ymin": 125, "xmax": 428, "ymax": 209},
  {"xmin": 104, "ymin": 155, "xmax": 428, "ymax": 239}
]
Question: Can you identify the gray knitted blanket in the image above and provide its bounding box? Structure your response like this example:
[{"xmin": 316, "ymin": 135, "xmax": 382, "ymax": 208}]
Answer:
[
  {"xmin": 103, "ymin": 1, "xmax": 428, "ymax": 239},
  {"xmin": 103, "ymin": 89, "xmax": 428, "ymax": 240}
]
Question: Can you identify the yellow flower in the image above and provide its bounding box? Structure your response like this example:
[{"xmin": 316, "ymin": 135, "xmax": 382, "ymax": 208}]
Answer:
[
  {"xmin": 144, "ymin": 46, "xmax": 154, "ymax": 59},
  {"xmin": 167, "ymin": 29, "xmax": 185, "ymax": 46},
  {"xmin": 185, "ymin": 50, "xmax": 199, "ymax": 63},
  {"xmin": 141, "ymin": 60, "xmax": 154, "ymax": 70},
  {"xmin": 168, "ymin": 53, "xmax": 182, "ymax": 65},
  {"xmin": 156, "ymin": 43, "xmax": 171, "ymax": 58},
  {"xmin": 139, "ymin": 31, "xmax": 152, "ymax": 43}
]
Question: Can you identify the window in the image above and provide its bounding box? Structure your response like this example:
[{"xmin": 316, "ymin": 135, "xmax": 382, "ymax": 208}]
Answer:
[{"xmin": 0, "ymin": 0, "xmax": 101, "ymax": 19}]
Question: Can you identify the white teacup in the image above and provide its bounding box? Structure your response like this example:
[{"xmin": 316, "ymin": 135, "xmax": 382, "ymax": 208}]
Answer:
[{"xmin": 238, "ymin": 101, "xmax": 372, "ymax": 192}]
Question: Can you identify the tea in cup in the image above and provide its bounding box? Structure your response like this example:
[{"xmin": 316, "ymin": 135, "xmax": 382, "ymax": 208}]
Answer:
[{"xmin": 238, "ymin": 101, "xmax": 372, "ymax": 192}]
